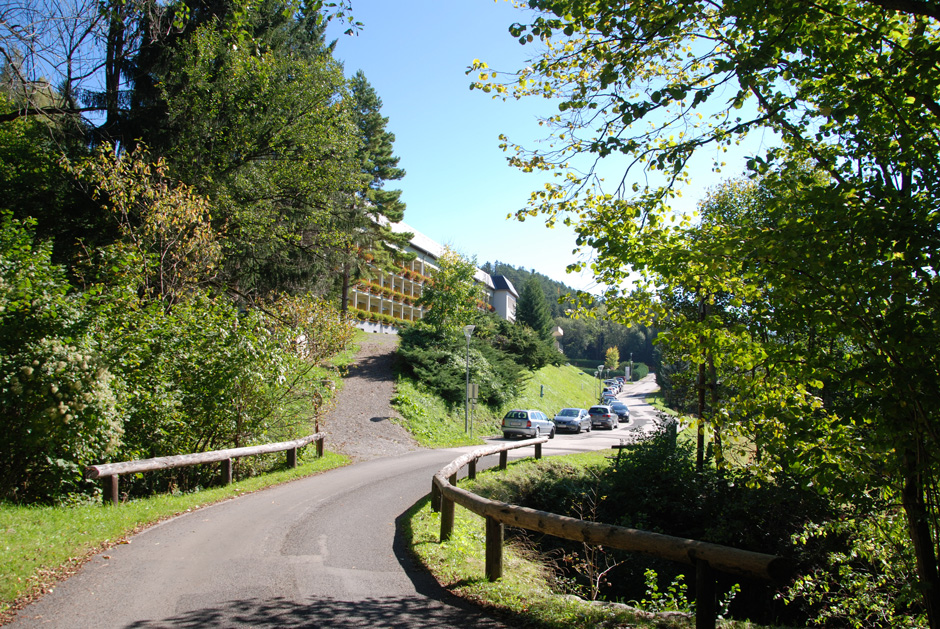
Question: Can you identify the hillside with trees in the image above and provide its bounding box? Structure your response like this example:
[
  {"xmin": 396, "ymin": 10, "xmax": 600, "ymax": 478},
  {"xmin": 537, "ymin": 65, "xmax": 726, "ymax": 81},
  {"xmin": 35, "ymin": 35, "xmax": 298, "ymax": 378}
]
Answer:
[{"xmin": 0, "ymin": 0, "xmax": 402, "ymax": 504}]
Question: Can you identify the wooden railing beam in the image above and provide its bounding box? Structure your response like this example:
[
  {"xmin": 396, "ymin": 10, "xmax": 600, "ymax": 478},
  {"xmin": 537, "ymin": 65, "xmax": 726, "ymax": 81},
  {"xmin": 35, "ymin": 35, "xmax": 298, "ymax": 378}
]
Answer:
[{"xmin": 86, "ymin": 433, "xmax": 325, "ymax": 506}]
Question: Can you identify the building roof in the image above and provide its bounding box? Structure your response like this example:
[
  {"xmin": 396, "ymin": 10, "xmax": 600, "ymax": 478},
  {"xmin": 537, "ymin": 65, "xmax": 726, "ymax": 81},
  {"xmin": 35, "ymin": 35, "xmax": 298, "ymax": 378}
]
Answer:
[
  {"xmin": 387, "ymin": 220, "xmax": 442, "ymax": 259},
  {"xmin": 491, "ymin": 275, "xmax": 519, "ymax": 298}
]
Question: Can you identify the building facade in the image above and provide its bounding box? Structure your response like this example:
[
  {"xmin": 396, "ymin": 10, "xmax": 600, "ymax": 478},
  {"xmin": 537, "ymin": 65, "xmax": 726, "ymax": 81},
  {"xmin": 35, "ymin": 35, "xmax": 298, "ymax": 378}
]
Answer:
[{"xmin": 346, "ymin": 221, "xmax": 518, "ymax": 332}]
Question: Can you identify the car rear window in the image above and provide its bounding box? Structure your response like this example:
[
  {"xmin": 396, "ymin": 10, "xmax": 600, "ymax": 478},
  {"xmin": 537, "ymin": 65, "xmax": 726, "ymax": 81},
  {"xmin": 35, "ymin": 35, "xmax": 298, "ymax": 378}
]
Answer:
[
  {"xmin": 505, "ymin": 411, "xmax": 527, "ymax": 420},
  {"xmin": 589, "ymin": 406, "xmax": 609, "ymax": 413}
]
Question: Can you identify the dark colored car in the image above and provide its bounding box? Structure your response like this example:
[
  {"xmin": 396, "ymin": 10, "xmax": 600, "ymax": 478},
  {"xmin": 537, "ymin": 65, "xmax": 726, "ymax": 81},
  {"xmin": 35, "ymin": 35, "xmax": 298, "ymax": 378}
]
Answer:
[
  {"xmin": 588, "ymin": 405, "xmax": 619, "ymax": 430},
  {"xmin": 609, "ymin": 401, "xmax": 631, "ymax": 422},
  {"xmin": 502, "ymin": 409, "xmax": 556, "ymax": 439},
  {"xmin": 552, "ymin": 408, "xmax": 591, "ymax": 433}
]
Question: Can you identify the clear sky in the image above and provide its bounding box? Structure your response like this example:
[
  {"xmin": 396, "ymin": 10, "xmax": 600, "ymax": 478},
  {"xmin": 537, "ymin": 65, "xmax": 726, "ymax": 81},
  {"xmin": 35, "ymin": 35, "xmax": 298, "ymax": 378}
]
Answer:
[{"xmin": 325, "ymin": 1, "xmax": 757, "ymax": 293}]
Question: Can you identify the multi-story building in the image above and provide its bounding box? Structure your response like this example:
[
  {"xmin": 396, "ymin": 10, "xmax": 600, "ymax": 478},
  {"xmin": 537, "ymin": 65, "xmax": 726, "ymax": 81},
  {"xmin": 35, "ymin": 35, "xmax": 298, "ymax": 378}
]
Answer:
[{"xmin": 346, "ymin": 221, "xmax": 519, "ymax": 332}]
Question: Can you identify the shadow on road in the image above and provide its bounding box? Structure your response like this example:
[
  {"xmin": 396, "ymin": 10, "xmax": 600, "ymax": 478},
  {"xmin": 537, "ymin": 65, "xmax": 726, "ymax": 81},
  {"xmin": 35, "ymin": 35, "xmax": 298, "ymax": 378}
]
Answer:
[
  {"xmin": 390, "ymin": 496, "xmax": 510, "ymax": 628},
  {"xmin": 124, "ymin": 593, "xmax": 502, "ymax": 628}
]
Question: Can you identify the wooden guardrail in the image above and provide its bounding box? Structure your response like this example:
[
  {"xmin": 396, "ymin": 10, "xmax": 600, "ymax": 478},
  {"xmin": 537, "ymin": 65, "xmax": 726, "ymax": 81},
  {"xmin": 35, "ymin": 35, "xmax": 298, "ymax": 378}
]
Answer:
[
  {"xmin": 86, "ymin": 433, "xmax": 325, "ymax": 506},
  {"xmin": 431, "ymin": 439, "xmax": 792, "ymax": 629}
]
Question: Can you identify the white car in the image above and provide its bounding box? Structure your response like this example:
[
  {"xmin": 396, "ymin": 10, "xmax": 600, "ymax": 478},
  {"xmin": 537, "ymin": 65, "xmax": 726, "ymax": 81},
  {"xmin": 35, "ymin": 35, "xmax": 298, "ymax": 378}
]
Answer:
[{"xmin": 502, "ymin": 409, "xmax": 556, "ymax": 439}]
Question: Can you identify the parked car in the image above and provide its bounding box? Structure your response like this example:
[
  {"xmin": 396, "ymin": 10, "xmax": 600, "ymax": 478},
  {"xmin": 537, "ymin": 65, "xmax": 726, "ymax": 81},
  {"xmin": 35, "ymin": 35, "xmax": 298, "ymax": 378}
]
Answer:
[
  {"xmin": 589, "ymin": 405, "xmax": 619, "ymax": 430},
  {"xmin": 552, "ymin": 408, "xmax": 591, "ymax": 433},
  {"xmin": 609, "ymin": 401, "xmax": 631, "ymax": 422},
  {"xmin": 502, "ymin": 409, "xmax": 556, "ymax": 439},
  {"xmin": 601, "ymin": 392, "xmax": 617, "ymax": 404},
  {"xmin": 615, "ymin": 376, "xmax": 626, "ymax": 385}
]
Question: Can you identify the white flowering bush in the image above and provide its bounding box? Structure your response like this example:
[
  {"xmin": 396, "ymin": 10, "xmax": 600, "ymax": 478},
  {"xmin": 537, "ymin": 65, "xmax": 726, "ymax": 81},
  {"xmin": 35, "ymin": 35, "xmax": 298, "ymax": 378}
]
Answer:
[
  {"xmin": 1, "ymin": 339, "xmax": 122, "ymax": 500},
  {"xmin": 0, "ymin": 213, "xmax": 122, "ymax": 502}
]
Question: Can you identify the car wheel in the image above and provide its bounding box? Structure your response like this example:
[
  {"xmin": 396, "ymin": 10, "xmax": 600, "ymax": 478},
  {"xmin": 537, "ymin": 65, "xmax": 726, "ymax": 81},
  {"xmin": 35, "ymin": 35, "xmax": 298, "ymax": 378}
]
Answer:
[
  {"xmin": 549, "ymin": 427, "xmax": 555, "ymax": 439},
  {"xmin": 587, "ymin": 423, "xmax": 592, "ymax": 432},
  {"xmin": 575, "ymin": 424, "xmax": 581, "ymax": 434},
  {"xmin": 503, "ymin": 432, "xmax": 511, "ymax": 439}
]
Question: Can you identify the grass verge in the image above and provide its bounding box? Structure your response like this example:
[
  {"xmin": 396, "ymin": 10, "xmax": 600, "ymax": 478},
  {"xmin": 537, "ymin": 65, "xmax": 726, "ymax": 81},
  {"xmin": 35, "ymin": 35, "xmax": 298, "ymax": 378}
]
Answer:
[
  {"xmin": 406, "ymin": 454, "xmax": 689, "ymax": 628},
  {"xmin": 407, "ymin": 451, "xmax": 770, "ymax": 629},
  {"xmin": 0, "ymin": 450, "xmax": 348, "ymax": 623}
]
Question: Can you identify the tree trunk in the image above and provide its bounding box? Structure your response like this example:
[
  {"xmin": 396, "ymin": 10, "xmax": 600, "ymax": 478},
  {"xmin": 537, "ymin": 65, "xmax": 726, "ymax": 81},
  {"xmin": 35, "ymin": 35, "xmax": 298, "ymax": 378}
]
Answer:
[
  {"xmin": 902, "ymin": 444, "xmax": 940, "ymax": 627},
  {"xmin": 341, "ymin": 262, "xmax": 350, "ymax": 314},
  {"xmin": 696, "ymin": 295, "xmax": 706, "ymax": 471},
  {"xmin": 709, "ymin": 356, "xmax": 723, "ymax": 470}
]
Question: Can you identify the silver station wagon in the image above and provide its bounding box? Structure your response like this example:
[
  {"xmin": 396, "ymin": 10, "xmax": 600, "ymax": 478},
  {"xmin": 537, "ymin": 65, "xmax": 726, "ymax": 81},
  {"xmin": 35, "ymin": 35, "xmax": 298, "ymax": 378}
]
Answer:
[{"xmin": 501, "ymin": 409, "xmax": 556, "ymax": 439}]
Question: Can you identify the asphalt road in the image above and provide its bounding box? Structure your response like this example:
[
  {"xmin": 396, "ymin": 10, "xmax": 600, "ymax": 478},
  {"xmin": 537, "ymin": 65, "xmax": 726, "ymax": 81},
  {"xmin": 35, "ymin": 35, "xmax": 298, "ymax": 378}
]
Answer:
[{"xmin": 9, "ymin": 376, "xmax": 661, "ymax": 628}]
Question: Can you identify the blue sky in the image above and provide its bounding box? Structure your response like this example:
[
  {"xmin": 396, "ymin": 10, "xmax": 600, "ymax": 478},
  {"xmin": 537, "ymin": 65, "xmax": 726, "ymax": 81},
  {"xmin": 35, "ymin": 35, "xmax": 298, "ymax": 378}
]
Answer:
[
  {"xmin": 326, "ymin": 1, "xmax": 760, "ymax": 293},
  {"xmin": 326, "ymin": 0, "xmax": 603, "ymax": 291}
]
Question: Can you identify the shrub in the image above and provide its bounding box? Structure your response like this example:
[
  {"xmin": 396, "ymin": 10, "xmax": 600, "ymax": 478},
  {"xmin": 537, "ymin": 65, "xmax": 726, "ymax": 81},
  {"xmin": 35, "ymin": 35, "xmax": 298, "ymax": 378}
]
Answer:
[{"xmin": 0, "ymin": 214, "xmax": 122, "ymax": 502}]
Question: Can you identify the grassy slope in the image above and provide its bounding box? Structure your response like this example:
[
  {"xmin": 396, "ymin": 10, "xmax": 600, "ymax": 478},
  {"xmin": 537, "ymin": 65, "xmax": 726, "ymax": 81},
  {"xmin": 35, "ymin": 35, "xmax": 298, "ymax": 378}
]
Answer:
[
  {"xmin": 392, "ymin": 362, "xmax": 600, "ymax": 448},
  {"xmin": 399, "ymin": 361, "xmax": 765, "ymax": 627}
]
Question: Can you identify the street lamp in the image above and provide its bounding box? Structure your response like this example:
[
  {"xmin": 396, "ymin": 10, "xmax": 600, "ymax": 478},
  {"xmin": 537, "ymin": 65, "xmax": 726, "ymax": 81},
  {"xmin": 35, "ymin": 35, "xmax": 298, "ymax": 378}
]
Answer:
[
  {"xmin": 629, "ymin": 352, "xmax": 633, "ymax": 381},
  {"xmin": 464, "ymin": 325, "xmax": 476, "ymax": 433},
  {"xmin": 597, "ymin": 364, "xmax": 604, "ymax": 400}
]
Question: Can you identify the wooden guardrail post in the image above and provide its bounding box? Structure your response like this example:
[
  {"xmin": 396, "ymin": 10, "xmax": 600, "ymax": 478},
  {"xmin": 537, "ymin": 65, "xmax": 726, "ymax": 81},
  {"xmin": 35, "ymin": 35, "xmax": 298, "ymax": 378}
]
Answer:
[
  {"xmin": 499, "ymin": 451, "xmax": 508, "ymax": 470},
  {"xmin": 485, "ymin": 515, "xmax": 503, "ymax": 581},
  {"xmin": 287, "ymin": 447, "xmax": 297, "ymax": 468},
  {"xmin": 535, "ymin": 442, "xmax": 542, "ymax": 459},
  {"xmin": 695, "ymin": 559, "xmax": 717, "ymax": 629},
  {"xmin": 440, "ymin": 494, "xmax": 455, "ymax": 541},
  {"xmin": 103, "ymin": 475, "xmax": 119, "ymax": 506},
  {"xmin": 220, "ymin": 459, "xmax": 233, "ymax": 485},
  {"xmin": 316, "ymin": 436, "xmax": 324, "ymax": 458},
  {"xmin": 431, "ymin": 480, "xmax": 441, "ymax": 512},
  {"xmin": 468, "ymin": 460, "xmax": 477, "ymax": 480},
  {"xmin": 440, "ymin": 473, "xmax": 459, "ymax": 541}
]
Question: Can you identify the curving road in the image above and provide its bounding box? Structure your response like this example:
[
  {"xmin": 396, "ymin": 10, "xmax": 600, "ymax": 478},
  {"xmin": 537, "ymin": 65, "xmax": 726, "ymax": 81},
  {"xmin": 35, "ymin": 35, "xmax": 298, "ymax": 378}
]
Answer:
[{"xmin": 9, "ymin": 375, "xmax": 659, "ymax": 628}]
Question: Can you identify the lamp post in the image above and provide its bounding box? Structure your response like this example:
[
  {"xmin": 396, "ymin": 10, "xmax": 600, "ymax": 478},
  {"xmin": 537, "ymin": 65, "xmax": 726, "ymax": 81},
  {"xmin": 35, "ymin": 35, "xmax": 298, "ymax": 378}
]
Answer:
[
  {"xmin": 629, "ymin": 352, "xmax": 633, "ymax": 381},
  {"xmin": 597, "ymin": 364, "xmax": 604, "ymax": 400},
  {"xmin": 464, "ymin": 325, "xmax": 475, "ymax": 433}
]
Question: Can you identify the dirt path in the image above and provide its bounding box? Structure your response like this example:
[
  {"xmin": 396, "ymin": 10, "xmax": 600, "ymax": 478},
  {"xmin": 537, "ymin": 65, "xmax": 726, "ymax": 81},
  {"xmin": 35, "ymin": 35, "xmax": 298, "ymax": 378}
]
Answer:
[{"xmin": 319, "ymin": 333, "xmax": 421, "ymax": 462}]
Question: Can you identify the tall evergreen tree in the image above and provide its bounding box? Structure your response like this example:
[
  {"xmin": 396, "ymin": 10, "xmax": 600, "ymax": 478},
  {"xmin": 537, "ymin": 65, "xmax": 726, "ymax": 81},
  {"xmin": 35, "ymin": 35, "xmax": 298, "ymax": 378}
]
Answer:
[
  {"xmin": 515, "ymin": 277, "xmax": 554, "ymax": 340},
  {"xmin": 338, "ymin": 70, "xmax": 412, "ymax": 311}
]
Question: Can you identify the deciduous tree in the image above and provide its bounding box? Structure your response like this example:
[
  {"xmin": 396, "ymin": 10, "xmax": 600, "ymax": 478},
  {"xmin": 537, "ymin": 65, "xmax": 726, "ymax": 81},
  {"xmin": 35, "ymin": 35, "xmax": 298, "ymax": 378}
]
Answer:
[{"xmin": 475, "ymin": 0, "xmax": 940, "ymax": 621}]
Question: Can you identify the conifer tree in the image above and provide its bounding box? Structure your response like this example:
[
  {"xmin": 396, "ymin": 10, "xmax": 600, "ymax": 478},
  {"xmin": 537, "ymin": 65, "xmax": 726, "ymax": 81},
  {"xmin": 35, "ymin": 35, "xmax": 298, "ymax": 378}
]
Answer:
[
  {"xmin": 515, "ymin": 277, "xmax": 554, "ymax": 340},
  {"xmin": 339, "ymin": 70, "xmax": 413, "ymax": 311}
]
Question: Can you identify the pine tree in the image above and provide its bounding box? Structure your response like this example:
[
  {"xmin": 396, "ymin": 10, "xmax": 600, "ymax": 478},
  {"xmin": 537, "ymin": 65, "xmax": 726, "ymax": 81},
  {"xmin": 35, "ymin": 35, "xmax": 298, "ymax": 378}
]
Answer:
[
  {"xmin": 515, "ymin": 277, "xmax": 554, "ymax": 340},
  {"xmin": 339, "ymin": 71, "xmax": 413, "ymax": 311}
]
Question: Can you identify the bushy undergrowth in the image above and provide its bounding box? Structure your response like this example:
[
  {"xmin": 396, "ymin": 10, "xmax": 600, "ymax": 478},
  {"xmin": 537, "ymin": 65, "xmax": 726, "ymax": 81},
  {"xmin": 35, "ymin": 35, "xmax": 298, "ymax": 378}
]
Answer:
[
  {"xmin": 396, "ymin": 316, "xmax": 563, "ymax": 410},
  {"xmin": 0, "ymin": 213, "xmax": 354, "ymax": 503},
  {"xmin": 464, "ymin": 427, "xmax": 924, "ymax": 626}
]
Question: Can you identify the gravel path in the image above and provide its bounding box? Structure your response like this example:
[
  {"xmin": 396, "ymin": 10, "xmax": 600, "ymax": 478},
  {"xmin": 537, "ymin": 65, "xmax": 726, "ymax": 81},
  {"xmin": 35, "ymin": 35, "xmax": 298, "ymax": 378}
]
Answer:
[{"xmin": 319, "ymin": 333, "xmax": 422, "ymax": 462}]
